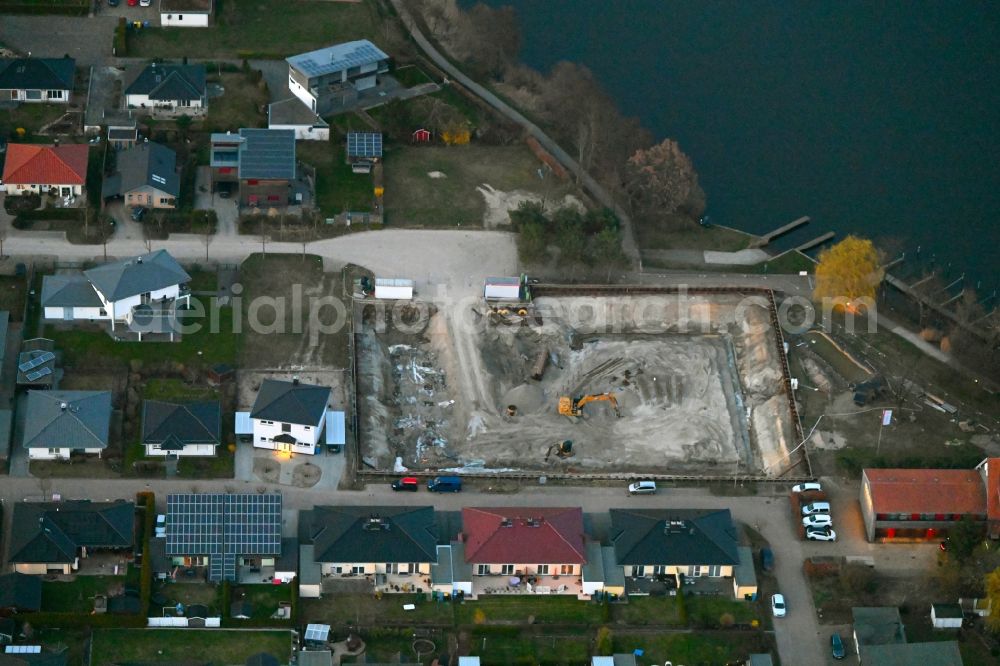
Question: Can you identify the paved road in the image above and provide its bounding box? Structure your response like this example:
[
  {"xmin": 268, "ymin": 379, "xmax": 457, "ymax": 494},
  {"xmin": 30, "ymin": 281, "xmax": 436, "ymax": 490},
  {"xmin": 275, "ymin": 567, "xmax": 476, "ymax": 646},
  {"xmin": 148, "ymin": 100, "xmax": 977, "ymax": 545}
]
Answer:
[{"xmin": 387, "ymin": 0, "xmax": 639, "ymax": 263}]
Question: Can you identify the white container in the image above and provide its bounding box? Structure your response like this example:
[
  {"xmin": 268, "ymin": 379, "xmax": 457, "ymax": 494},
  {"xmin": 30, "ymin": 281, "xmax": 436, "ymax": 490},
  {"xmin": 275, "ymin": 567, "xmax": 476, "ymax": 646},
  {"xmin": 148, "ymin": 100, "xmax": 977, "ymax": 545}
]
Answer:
[
  {"xmin": 484, "ymin": 276, "xmax": 522, "ymax": 300},
  {"xmin": 374, "ymin": 278, "xmax": 414, "ymax": 300}
]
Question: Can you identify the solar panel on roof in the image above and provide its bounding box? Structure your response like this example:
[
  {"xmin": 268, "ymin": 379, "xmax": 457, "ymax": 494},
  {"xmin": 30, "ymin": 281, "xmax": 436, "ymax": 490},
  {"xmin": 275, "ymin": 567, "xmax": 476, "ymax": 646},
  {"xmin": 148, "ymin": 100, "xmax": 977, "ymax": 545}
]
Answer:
[
  {"xmin": 25, "ymin": 367, "xmax": 53, "ymax": 382},
  {"xmin": 37, "ymin": 351, "xmax": 55, "ymax": 363},
  {"xmin": 347, "ymin": 132, "xmax": 382, "ymax": 158}
]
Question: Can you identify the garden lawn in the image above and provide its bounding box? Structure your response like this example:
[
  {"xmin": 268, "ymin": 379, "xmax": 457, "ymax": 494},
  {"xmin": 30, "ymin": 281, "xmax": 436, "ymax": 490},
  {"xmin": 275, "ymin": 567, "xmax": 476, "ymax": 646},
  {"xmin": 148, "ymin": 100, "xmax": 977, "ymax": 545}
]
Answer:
[
  {"xmin": 301, "ymin": 593, "xmax": 453, "ymax": 626},
  {"xmin": 0, "ymin": 276, "xmax": 27, "ymax": 321},
  {"xmin": 204, "ymin": 71, "xmax": 268, "ymax": 132},
  {"xmin": 298, "ymin": 141, "xmax": 373, "ymax": 216},
  {"xmin": 232, "ymin": 585, "xmax": 292, "ymax": 620},
  {"xmin": 613, "ymin": 631, "xmax": 772, "ymax": 664},
  {"xmin": 454, "ymin": 596, "xmax": 606, "ymax": 625},
  {"xmin": 612, "ymin": 596, "xmax": 683, "ymax": 626},
  {"xmin": 41, "ymin": 576, "xmax": 125, "ymax": 613},
  {"xmin": 91, "ymin": 629, "xmax": 291, "ymax": 664},
  {"xmin": 129, "ymin": 0, "xmax": 380, "ymax": 58}
]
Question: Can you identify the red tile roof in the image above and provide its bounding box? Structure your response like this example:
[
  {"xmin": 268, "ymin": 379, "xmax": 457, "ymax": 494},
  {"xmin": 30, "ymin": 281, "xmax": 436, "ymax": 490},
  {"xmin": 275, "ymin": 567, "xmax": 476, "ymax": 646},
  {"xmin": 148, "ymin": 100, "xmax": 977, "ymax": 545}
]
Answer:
[
  {"xmin": 462, "ymin": 507, "xmax": 586, "ymax": 564},
  {"xmin": 2, "ymin": 143, "xmax": 89, "ymax": 186},
  {"xmin": 984, "ymin": 458, "xmax": 1000, "ymax": 523},
  {"xmin": 864, "ymin": 468, "xmax": 986, "ymax": 515}
]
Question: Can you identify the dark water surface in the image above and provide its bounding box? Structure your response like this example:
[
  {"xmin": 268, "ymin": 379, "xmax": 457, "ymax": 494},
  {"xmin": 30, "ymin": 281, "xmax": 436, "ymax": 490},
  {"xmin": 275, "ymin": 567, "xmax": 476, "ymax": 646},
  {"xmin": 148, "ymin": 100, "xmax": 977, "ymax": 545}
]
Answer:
[{"xmin": 466, "ymin": 0, "xmax": 1000, "ymax": 288}]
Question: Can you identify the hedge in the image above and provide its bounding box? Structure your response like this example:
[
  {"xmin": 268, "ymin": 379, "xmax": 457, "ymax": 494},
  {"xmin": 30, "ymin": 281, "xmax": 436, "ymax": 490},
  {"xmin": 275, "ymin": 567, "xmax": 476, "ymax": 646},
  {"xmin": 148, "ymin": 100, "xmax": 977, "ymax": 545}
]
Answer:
[
  {"xmin": 136, "ymin": 491, "xmax": 155, "ymax": 618},
  {"xmin": 15, "ymin": 208, "xmax": 85, "ymax": 222},
  {"xmin": 23, "ymin": 612, "xmax": 146, "ymax": 628}
]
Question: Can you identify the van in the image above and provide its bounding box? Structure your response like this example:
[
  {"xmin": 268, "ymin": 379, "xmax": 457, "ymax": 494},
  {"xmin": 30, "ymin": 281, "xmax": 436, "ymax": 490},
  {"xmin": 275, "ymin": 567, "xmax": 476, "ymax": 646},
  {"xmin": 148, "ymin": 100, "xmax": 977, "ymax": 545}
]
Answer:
[
  {"xmin": 760, "ymin": 548, "xmax": 774, "ymax": 572},
  {"xmin": 427, "ymin": 476, "xmax": 462, "ymax": 492},
  {"xmin": 627, "ymin": 480, "xmax": 657, "ymax": 495},
  {"xmin": 801, "ymin": 502, "xmax": 831, "ymax": 516}
]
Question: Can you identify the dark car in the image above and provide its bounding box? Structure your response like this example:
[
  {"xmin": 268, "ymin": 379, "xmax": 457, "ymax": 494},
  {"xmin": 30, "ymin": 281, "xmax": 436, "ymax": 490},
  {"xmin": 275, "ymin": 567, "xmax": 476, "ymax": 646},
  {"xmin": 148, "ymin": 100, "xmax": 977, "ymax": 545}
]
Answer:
[
  {"xmin": 391, "ymin": 477, "xmax": 419, "ymax": 492},
  {"xmin": 427, "ymin": 475, "xmax": 462, "ymax": 492},
  {"xmin": 760, "ymin": 548, "xmax": 774, "ymax": 572},
  {"xmin": 831, "ymin": 632, "xmax": 845, "ymax": 659},
  {"xmin": 107, "ymin": 0, "xmax": 119, "ymax": 6},
  {"xmin": 130, "ymin": 206, "xmax": 147, "ymax": 222}
]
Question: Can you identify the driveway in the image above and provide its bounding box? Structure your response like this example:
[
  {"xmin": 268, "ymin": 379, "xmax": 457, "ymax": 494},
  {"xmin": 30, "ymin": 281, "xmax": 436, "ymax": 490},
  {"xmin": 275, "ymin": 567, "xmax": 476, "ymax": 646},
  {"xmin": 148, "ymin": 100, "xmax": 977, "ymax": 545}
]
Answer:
[
  {"xmin": 0, "ymin": 16, "xmax": 117, "ymax": 67},
  {"xmin": 194, "ymin": 166, "xmax": 238, "ymax": 237}
]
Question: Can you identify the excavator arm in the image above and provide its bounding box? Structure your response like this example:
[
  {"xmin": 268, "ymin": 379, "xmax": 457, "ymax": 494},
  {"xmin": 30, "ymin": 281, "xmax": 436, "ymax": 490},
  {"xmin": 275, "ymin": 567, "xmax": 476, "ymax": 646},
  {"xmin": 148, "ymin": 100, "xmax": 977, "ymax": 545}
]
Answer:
[{"xmin": 558, "ymin": 393, "xmax": 621, "ymax": 417}]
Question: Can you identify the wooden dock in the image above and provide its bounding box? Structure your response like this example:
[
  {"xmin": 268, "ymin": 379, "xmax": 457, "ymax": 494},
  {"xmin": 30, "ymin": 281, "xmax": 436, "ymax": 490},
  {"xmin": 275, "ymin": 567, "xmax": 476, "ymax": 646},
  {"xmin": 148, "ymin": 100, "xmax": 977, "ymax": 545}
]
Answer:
[
  {"xmin": 760, "ymin": 216, "xmax": 810, "ymax": 244},
  {"xmin": 795, "ymin": 232, "xmax": 835, "ymax": 252}
]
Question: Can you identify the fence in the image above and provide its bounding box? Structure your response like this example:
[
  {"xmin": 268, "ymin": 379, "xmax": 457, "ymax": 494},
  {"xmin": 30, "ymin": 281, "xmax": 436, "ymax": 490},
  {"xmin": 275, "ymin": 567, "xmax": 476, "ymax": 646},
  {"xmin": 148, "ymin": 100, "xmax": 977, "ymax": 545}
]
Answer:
[{"xmin": 147, "ymin": 616, "xmax": 222, "ymax": 627}]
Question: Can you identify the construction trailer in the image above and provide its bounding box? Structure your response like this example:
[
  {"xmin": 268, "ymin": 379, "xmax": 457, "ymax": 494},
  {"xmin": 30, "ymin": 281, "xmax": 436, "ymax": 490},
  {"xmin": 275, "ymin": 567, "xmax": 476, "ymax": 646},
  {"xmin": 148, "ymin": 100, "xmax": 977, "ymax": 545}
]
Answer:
[
  {"xmin": 484, "ymin": 275, "xmax": 531, "ymax": 302},
  {"xmin": 374, "ymin": 278, "xmax": 414, "ymax": 300}
]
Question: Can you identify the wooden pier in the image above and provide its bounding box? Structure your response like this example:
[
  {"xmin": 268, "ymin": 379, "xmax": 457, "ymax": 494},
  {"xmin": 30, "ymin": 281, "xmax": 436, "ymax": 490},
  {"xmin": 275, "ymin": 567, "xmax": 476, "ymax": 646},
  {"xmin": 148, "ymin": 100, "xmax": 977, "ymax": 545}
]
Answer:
[
  {"xmin": 795, "ymin": 232, "xmax": 835, "ymax": 252},
  {"xmin": 760, "ymin": 216, "xmax": 810, "ymax": 245}
]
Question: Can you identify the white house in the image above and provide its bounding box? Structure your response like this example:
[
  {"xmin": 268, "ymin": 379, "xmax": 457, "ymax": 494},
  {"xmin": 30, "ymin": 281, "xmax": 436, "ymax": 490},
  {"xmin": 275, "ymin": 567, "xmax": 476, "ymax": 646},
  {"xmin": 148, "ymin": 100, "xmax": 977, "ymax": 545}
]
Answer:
[
  {"xmin": 125, "ymin": 63, "xmax": 207, "ymax": 111},
  {"xmin": 268, "ymin": 98, "xmax": 330, "ymax": 141},
  {"xmin": 40, "ymin": 250, "xmax": 191, "ymax": 337},
  {"xmin": 160, "ymin": 0, "xmax": 212, "ymax": 27},
  {"xmin": 0, "ymin": 57, "xmax": 75, "ymax": 104},
  {"xmin": 142, "ymin": 400, "xmax": 220, "ymax": 457},
  {"xmin": 22, "ymin": 391, "xmax": 112, "ymax": 460},
  {"xmin": 286, "ymin": 40, "xmax": 389, "ymax": 115},
  {"xmin": 250, "ymin": 379, "xmax": 332, "ymax": 455}
]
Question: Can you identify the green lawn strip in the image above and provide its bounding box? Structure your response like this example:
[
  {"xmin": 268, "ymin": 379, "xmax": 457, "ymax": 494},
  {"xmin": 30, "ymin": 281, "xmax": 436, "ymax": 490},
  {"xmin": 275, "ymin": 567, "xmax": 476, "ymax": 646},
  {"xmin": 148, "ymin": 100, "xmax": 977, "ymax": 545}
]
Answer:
[
  {"xmin": 91, "ymin": 629, "xmax": 291, "ymax": 663},
  {"xmin": 0, "ymin": 104, "xmax": 69, "ymax": 137},
  {"xmin": 298, "ymin": 141, "xmax": 373, "ymax": 216},
  {"xmin": 41, "ymin": 576, "xmax": 125, "ymax": 613},
  {"xmin": 613, "ymin": 630, "xmax": 770, "ymax": 664},
  {"xmin": 231, "ymin": 585, "xmax": 292, "ymax": 621},
  {"xmin": 802, "ymin": 331, "xmax": 872, "ymax": 384},
  {"xmin": 129, "ymin": 0, "xmax": 379, "ymax": 59},
  {"xmin": 684, "ymin": 594, "xmax": 761, "ymax": 627},
  {"xmin": 612, "ymin": 596, "xmax": 684, "ymax": 626},
  {"xmin": 203, "ymin": 71, "xmax": 268, "ymax": 132},
  {"xmin": 752, "ymin": 249, "xmax": 815, "ymax": 274},
  {"xmin": 430, "ymin": 86, "xmax": 483, "ymax": 126},
  {"xmin": 0, "ymin": 275, "xmax": 28, "ymax": 321},
  {"xmin": 301, "ymin": 593, "xmax": 453, "ymax": 626},
  {"xmin": 635, "ymin": 219, "xmax": 752, "ymax": 252},
  {"xmin": 44, "ymin": 305, "xmax": 236, "ymax": 368},
  {"xmin": 187, "ymin": 269, "xmax": 219, "ymax": 293},
  {"xmin": 455, "ymin": 596, "xmax": 605, "ymax": 625},
  {"xmin": 392, "ymin": 65, "xmax": 432, "ymax": 87}
]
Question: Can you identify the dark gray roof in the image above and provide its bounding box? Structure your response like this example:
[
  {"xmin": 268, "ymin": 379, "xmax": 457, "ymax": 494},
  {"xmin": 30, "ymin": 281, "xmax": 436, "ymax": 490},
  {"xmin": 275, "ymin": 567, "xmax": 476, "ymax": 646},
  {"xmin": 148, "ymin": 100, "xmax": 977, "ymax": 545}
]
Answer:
[
  {"xmin": 102, "ymin": 142, "xmax": 179, "ymax": 198},
  {"xmin": 734, "ymin": 545, "xmax": 757, "ymax": 590},
  {"xmin": 84, "ymin": 249, "xmax": 190, "ymax": 302},
  {"xmin": 8, "ymin": 500, "xmax": 134, "ymax": 564},
  {"xmin": 858, "ymin": 642, "xmax": 963, "ymax": 666},
  {"xmin": 40, "ymin": 273, "xmax": 102, "ymax": 308},
  {"xmin": 142, "ymin": 400, "xmax": 221, "ymax": 449},
  {"xmin": 268, "ymin": 98, "xmax": 329, "ymax": 128},
  {"xmin": 0, "ymin": 572, "xmax": 42, "ymax": 611},
  {"xmin": 23, "ymin": 390, "xmax": 112, "ymax": 451},
  {"xmin": 0, "ymin": 410, "xmax": 11, "ymax": 460},
  {"xmin": 250, "ymin": 379, "xmax": 330, "ymax": 426},
  {"xmin": 286, "ymin": 39, "xmax": 389, "ymax": 79},
  {"xmin": 610, "ymin": 509, "xmax": 739, "ymax": 566},
  {"xmin": 238, "ymin": 128, "xmax": 296, "ymax": 180},
  {"xmin": 301, "ymin": 506, "xmax": 438, "ymax": 564},
  {"xmin": 0, "ymin": 57, "xmax": 75, "ymax": 90},
  {"xmin": 125, "ymin": 63, "xmax": 206, "ymax": 101},
  {"xmin": 853, "ymin": 606, "xmax": 907, "ymax": 646}
]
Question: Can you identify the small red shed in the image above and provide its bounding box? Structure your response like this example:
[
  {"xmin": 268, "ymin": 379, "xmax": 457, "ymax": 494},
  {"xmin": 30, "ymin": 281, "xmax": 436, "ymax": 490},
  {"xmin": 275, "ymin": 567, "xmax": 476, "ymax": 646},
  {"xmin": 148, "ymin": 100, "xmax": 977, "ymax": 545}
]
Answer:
[{"xmin": 412, "ymin": 128, "xmax": 431, "ymax": 143}]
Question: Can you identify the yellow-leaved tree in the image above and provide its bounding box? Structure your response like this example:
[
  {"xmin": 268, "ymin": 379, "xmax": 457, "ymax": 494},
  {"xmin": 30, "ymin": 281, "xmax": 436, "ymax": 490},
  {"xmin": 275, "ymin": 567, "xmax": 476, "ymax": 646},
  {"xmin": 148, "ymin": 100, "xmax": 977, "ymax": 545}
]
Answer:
[
  {"xmin": 813, "ymin": 235, "xmax": 884, "ymax": 310},
  {"xmin": 986, "ymin": 567, "xmax": 1000, "ymax": 632}
]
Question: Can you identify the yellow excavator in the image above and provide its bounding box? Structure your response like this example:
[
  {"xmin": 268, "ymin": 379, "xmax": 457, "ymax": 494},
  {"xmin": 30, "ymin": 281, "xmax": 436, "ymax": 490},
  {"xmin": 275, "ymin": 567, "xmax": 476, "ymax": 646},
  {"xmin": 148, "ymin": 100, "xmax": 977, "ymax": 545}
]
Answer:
[{"xmin": 558, "ymin": 393, "xmax": 621, "ymax": 418}]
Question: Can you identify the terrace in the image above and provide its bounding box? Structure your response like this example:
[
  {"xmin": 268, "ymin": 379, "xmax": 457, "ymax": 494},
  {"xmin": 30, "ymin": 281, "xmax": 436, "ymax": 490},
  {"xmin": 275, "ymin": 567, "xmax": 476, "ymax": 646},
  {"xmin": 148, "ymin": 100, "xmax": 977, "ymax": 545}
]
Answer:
[{"xmin": 470, "ymin": 574, "xmax": 588, "ymax": 600}]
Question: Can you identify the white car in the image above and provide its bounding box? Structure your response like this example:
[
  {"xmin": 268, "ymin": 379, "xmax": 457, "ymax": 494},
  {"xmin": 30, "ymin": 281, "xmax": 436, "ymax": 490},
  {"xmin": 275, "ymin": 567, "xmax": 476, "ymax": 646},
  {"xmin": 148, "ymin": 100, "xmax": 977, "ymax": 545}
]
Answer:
[
  {"xmin": 806, "ymin": 527, "xmax": 837, "ymax": 542},
  {"xmin": 628, "ymin": 481, "xmax": 657, "ymax": 495},
  {"xmin": 139, "ymin": 0, "xmax": 151, "ymax": 6},
  {"xmin": 792, "ymin": 482, "xmax": 822, "ymax": 493},
  {"xmin": 802, "ymin": 514, "xmax": 833, "ymax": 528},
  {"xmin": 771, "ymin": 593, "xmax": 787, "ymax": 617}
]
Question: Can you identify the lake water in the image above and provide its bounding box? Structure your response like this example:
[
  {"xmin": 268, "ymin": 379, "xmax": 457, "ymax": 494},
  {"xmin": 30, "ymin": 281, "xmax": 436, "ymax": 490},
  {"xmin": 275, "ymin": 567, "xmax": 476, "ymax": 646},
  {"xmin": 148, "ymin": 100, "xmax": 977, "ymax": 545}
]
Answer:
[{"xmin": 466, "ymin": 0, "xmax": 1000, "ymax": 290}]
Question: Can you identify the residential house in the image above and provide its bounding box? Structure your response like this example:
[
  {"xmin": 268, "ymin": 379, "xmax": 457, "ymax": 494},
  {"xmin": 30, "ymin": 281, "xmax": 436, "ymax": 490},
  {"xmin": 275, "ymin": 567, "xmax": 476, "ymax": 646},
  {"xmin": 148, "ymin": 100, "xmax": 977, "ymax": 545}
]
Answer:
[
  {"xmin": 2, "ymin": 143, "xmax": 88, "ymax": 197},
  {"xmin": 976, "ymin": 457, "xmax": 1000, "ymax": 539},
  {"xmin": 345, "ymin": 131, "xmax": 382, "ymax": 173},
  {"xmin": 0, "ymin": 57, "xmax": 75, "ymax": 103},
  {"xmin": 609, "ymin": 509, "xmax": 741, "ymax": 595},
  {"xmin": 860, "ymin": 468, "xmax": 987, "ymax": 542},
  {"xmin": 852, "ymin": 606, "xmax": 963, "ymax": 665},
  {"xmin": 268, "ymin": 98, "xmax": 330, "ymax": 141},
  {"xmin": 125, "ymin": 63, "xmax": 207, "ymax": 111},
  {"xmin": 298, "ymin": 506, "xmax": 438, "ymax": 596},
  {"xmin": 286, "ymin": 39, "xmax": 390, "ymax": 115},
  {"xmin": 459, "ymin": 507, "xmax": 588, "ymax": 597},
  {"xmin": 210, "ymin": 129, "xmax": 296, "ymax": 207},
  {"xmin": 7, "ymin": 500, "xmax": 134, "ymax": 574},
  {"xmin": 22, "ymin": 390, "xmax": 112, "ymax": 461},
  {"xmin": 102, "ymin": 142, "xmax": 180, "ymax": 209},
  {"xmin": 164, "ymin": 493, "xmax": 292, "ymax": 583},
  {"xmin": 141, "ymin": 399, "xmax": 221, "ymax": 457},
  {"xmin": 40, "ymin": 249, "xmax": 191, "ymax": 337},
  {"xmin": 0, "ymin": 572, "xmax": 42, "ymax": 612},
  {"xmin": 16, "ymin": 338, "xmax": 57, "ymax": 389},
  {"xmin": 248, "ymin": 378, "xmax": 331, "ymax": 456},
  {"xmin": 160, "ymin": 0, "xmax": 213, "ymax": 27}
]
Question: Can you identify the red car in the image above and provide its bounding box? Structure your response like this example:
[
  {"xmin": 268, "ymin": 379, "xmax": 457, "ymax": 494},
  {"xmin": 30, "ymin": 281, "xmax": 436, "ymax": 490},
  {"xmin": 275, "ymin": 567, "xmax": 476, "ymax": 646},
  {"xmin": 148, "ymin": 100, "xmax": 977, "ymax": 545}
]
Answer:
[
  {"xmin": 391, "ymin": 477, "xmax": 419, "ymax": 492},
  {"xmin": 127, "ymin": 0, "xmax": 138, "ymax": 5}
]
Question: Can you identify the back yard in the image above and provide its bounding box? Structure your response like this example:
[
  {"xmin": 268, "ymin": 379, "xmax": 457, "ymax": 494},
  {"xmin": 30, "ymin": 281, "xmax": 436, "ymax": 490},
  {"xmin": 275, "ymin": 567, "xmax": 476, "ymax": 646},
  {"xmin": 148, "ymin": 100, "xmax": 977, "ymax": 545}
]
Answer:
[
  {"xmin": 298, "ymin": 141, "xmax": 374, "ymax": 217},
  {"xmin": 129, "ymin": 0, "xmax": 383, "ymax": 58},
  {"xmin": 383, "ymin": 144, "xmax": 578, "ymax": 227},
  {"xmin": 90, "ymin": 629, "xmax": 292, "ymax": 664}
]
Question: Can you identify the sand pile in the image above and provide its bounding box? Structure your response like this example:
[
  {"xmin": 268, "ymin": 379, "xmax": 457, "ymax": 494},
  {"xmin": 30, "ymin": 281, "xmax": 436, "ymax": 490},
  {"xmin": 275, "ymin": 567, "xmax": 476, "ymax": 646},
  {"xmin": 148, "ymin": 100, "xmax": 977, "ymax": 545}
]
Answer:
[{"xmin": 500, "ymin": 383, "xmax": 546, "ymax": 414}]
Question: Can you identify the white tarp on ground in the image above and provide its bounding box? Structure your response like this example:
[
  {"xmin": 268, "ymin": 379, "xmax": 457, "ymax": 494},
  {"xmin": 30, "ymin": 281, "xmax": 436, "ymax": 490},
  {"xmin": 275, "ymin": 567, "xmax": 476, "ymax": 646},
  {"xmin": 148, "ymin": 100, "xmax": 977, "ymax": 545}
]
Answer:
[{"xmin": 374, "ymin": 278, "xmax": 414, "ymax": 300}]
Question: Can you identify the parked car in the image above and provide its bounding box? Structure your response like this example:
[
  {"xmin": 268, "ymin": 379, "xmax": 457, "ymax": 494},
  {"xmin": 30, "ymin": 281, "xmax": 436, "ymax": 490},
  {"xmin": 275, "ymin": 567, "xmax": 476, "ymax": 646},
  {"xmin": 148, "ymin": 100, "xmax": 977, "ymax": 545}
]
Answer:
[
  {"xmin": 806, "ymin": 527, "xmax": 837, "ymax": 542},
  {"xmin": 427, "ymin": 476, "xmax": 462, "ymax": 492},
  {"xmin": 627, "ymin": 480, "xmax": 657, "ymax": 495},
  {"xmin": 107, "ymin": 0, "xmax": 119, "ymax": 6},
  {"xmin": 391, "ymin": 477, "xmax": 419, "ymax": 492},
  {"xmin": 802, "ymin": 514, "xmax": 833, "ymax": 528},
  {"xmin": 801, "ymin": 501, "xmax": 831, "ymax": 516},
  {"xmin": 831, "ymin": 632, "xmax": 846, "ymax": 659},
  {"xmin": 139, "ymin": 0, "xmax": 151, "ymax": 6},
  {"xmin": 771, "ymin": 593, "xmax": 786, "ymax": 617},
  {"xmin": 792, "ymin": 482, "xmax": 822, "ymax": 493},
  {"xmin": 127, "ymin": 0, "xmax": 138, "ymax": 5},
  {"xmin": 760, "ymin": 548, "xmax": 774, "ymax": 572},
  {"xmin": 130, "ymin": 206, "xmax": 147, "ymax": 222}
]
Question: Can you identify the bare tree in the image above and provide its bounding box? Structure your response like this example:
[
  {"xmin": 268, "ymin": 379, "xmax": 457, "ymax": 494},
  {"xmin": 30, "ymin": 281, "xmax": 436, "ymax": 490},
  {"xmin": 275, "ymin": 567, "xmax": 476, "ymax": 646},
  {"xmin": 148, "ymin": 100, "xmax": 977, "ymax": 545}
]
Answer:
[
  {"xmin": 201, "ymin": 223, "xmax": 213, "ymax": 261},
  {"xmin": 625, "ymin": 139, "xmax": 706, "ymax": 223}
]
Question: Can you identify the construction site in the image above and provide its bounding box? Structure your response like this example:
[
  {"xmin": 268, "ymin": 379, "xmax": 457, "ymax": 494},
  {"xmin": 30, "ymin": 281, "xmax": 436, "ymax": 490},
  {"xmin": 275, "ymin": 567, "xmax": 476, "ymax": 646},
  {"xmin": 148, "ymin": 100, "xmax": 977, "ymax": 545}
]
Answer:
[{"xmin": 355, "ymin": 286, "xmax": 805, "ymax": 479}]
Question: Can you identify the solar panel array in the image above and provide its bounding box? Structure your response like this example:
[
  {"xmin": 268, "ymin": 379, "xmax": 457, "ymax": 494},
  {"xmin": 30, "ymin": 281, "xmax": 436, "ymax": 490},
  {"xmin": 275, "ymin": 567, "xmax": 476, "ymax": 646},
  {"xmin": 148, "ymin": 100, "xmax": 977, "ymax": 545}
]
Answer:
[
  {"xmin": 25, "ymin": 366, "xmax": 53, "ymax": 382},
  {"xmin": 166, "ymin": 493, "xmax": 281, "ymax": 581},
  {"xmin": 347, "ymin": 132, "xmax": 382, "ymax": 159},
  {"xmin": 291, "ymin": 42, "xmax": 387, "ymax": 78},
  {"xmin": 18, "ymin": 351, "xmax": 55, "ymax": 373}
]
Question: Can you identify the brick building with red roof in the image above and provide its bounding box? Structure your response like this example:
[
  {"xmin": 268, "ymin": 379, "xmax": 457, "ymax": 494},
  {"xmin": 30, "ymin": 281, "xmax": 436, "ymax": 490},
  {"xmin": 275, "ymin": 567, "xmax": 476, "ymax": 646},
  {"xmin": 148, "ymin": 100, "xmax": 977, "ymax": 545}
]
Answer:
[
  {"xmin": 2, "ymin": 143, "xmax": 89, "ymax": 197},
  {"xmin": 860, "ymin": 466, "xmax": 991, "ymax": 542},
  {"xmin": 976, "ymin": 457, "xmax": 1000, "ymax": 539},
  {"xmin": 460, "ymin": 507, "xmax": 587, "ymax": 589}
]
